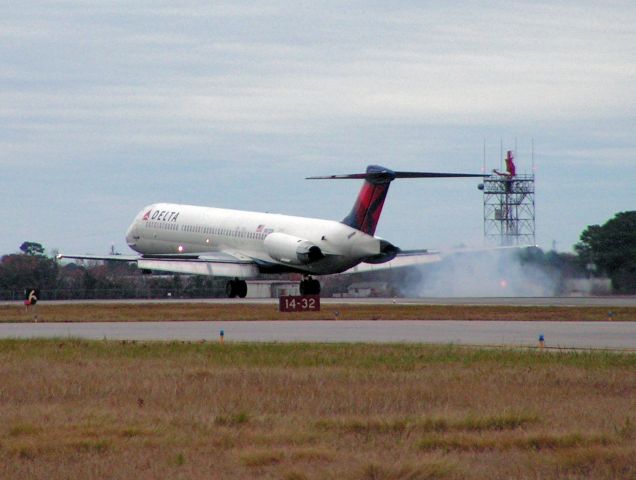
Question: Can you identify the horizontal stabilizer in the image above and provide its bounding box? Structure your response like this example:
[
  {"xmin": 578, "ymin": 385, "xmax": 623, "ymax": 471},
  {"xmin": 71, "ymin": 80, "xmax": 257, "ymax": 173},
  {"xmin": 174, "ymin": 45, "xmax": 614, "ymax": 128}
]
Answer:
[
  {"xmin": 392, "ymin": 171, "xmax": 487, "ymax": 178},
  {"xmin": 306, "ymin": 173, "xmax": 369, "ymax": 180},
  {"xmin": 307, "ymin": 167, "xmax": 486, "ymax": 182},
  {"xmin": 308, "ymin": 165, "xmax": 486, "ymax": 236}
]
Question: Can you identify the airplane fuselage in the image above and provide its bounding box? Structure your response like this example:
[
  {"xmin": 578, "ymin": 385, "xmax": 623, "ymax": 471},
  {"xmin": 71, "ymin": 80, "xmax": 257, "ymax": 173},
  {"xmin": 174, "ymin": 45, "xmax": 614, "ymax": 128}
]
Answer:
[{"xmin": 126, "ymin": 203, "xmax": 386, "ymax": 276}]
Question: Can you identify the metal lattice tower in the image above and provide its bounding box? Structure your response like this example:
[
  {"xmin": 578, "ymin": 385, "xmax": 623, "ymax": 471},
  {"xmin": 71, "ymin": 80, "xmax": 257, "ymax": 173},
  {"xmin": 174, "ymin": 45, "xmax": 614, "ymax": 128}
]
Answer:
[{"xmin": 483, "ymin": 171, "xmax": 535, "ymax": 246}]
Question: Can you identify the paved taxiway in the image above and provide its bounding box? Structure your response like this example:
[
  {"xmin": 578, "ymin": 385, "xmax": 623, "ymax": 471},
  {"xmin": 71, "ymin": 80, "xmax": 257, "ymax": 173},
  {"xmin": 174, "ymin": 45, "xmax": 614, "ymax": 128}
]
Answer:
[
  {"xmin": 1, "ymin": 320, "xmax": 635, "ymax": 350},
  {"xmin": 2, "ymin": 297, "xmax": 635, "ymax": 349}
]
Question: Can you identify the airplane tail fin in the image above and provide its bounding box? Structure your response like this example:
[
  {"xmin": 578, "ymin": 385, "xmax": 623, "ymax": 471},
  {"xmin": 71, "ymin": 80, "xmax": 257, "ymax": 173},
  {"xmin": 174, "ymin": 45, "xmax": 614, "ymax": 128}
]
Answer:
[{"xmin": 307, "ymin": 165, "xmax": 485, "ymax": 236}]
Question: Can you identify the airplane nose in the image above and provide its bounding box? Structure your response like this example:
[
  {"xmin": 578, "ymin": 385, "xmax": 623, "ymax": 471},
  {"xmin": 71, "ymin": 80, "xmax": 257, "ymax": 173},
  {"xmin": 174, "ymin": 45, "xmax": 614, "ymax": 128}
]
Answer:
[{"xmin": 125, "ymin": 224, "xmax": 137, "ymax": 247}]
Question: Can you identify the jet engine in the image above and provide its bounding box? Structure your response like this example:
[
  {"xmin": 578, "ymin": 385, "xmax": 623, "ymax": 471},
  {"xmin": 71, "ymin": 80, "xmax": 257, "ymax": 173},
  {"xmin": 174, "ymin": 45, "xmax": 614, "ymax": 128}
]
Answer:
[
  {"xmin": 264, "ymin": 232, "xmax": 324, "ymax": 265},
  {"xmin": 362, "ymin": 239, "xmax": 399, "ymax": 264}
]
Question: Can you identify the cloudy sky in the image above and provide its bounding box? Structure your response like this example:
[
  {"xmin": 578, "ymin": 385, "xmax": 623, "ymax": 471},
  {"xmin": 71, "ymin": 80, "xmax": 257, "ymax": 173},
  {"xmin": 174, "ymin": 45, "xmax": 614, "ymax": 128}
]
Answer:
[{"xmin": 2, "ymin": 1, "xmax": 635, "ymax": 256}]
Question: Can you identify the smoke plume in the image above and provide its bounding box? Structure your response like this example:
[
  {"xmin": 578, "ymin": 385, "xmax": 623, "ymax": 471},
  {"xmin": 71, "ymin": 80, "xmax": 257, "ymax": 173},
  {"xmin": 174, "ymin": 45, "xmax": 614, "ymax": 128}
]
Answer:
[{"xmin": 400, "ymin": 248, "xmax": 560, "ymax": 297}]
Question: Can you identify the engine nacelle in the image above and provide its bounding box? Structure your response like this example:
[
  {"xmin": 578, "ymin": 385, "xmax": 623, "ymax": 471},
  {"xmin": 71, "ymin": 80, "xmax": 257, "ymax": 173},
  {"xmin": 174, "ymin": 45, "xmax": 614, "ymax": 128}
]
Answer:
[
  {"xmin": 264, "ymin": 232, "xmax": 324, "ymax": 265},
  {"xmin": 362, "ymin": 239, "xmax": 400, "ymax": 264}
]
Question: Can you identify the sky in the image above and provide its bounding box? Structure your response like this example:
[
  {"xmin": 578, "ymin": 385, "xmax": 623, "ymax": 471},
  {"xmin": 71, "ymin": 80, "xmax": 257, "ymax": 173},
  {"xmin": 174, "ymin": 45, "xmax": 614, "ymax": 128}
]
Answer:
[{"xmin": 2, "ymin": 1, "xmax": 635, "ymax": 257}]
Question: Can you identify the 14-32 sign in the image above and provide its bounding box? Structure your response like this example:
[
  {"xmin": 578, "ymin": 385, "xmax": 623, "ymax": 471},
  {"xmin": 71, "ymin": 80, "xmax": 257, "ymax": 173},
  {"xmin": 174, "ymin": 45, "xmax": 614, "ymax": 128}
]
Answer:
[{"xmin": 279, "ymin": 295, "xmax": 320, "ymax": 312}]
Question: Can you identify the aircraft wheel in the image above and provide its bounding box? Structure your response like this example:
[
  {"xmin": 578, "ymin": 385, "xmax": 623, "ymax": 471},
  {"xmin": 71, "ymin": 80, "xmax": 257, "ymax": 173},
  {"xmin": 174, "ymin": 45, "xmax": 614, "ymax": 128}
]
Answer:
[
  {"xmin": 226, "ymin": 280, "xmax": 238, "ymax": 298},
  {"xmin": 237, "ymin": 280, "xmax": 248, "ymax": 298},
  {"xmin": 300, "ymin": 278, "xmax": 320, "ymax": 296},
  {"xmin": 310, "ymin": 279, "xmax": 321, "ymax": 295}
]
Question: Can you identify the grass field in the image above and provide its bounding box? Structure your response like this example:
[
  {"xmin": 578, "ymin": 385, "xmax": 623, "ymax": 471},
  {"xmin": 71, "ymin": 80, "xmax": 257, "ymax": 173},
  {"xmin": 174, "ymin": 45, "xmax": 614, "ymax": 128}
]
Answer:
[
  {"xmin": 0, "ymin": 340, "xmax": 634, "ymax": 479},
  {"xmin": 2, "ymin": 301, "xmax": 636, "ymax": 322}
]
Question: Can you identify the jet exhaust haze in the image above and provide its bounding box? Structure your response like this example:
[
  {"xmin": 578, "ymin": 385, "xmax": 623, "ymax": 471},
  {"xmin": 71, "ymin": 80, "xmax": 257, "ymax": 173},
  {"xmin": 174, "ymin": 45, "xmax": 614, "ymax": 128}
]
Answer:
[{"xmin": 398, "ymin": 249, "xmax": 560, "ymax": 297}]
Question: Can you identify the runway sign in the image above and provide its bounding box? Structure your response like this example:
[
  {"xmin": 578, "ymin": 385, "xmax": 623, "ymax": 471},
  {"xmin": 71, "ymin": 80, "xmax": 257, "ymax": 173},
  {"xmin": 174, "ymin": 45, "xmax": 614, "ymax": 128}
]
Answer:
[{"xmin": 279, "ymin": 295, "xmax": 320, "ymax": 312}]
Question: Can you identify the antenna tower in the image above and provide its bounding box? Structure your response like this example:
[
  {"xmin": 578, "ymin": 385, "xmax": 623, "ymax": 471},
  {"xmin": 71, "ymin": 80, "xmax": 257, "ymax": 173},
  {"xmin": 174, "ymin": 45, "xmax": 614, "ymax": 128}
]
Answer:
[{"xmin": 482, "ymin": 149, "xmax": 535, "ymax": 246}]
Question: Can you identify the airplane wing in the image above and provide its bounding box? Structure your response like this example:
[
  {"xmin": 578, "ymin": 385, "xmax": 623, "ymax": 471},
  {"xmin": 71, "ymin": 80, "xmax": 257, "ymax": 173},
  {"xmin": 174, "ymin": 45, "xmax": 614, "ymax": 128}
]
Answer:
[
  {"xmin": 341, "ymin": 249, "xmax": 443, "ymax": 275},
  {"xmin": 57, "ymin": 252, "xmax": 261, "ymax": 278},
  {"xmin": 340, "ymin": 244, "xmax": 537, "ymax": 275}
]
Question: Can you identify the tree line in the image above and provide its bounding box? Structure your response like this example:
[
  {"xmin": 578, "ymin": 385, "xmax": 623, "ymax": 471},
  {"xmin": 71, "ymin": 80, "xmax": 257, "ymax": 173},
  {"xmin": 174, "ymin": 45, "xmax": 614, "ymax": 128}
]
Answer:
[{"xmin": 0, "ymin": 242, "xmax": 225, "ymax": 300}]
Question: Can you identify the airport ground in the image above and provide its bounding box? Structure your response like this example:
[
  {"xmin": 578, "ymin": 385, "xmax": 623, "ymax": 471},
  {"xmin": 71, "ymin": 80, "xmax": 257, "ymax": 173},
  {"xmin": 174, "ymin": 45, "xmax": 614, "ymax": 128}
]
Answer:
[
  {"xmin": 1, "ymin": 340, "xmax": 635, "ymax": 480},
  {"xmin": 3, "ymin": 297, "xmax": 636, "ymax": 323},
  {"xmin": 1, "ymin": 299, "xmax": 635, "ymax": 479}
]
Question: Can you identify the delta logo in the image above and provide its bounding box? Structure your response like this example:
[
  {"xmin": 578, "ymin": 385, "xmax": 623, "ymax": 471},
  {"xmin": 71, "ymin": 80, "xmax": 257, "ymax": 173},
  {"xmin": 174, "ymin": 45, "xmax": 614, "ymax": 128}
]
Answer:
[{"xmin": 143, "ymin": 209, "xmax": 180, "ymax": 222}]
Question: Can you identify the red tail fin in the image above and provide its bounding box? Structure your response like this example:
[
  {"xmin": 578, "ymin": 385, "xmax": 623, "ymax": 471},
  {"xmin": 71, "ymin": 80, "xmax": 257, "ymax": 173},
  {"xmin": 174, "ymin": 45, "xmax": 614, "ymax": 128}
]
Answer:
[{"xmin": 341, "ymin": 166, "xmax": 394, "ymax": 235}]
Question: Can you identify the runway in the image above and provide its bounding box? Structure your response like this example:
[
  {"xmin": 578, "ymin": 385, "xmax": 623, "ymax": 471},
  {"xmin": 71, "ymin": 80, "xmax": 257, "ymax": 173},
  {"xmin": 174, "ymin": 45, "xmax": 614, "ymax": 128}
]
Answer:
[{"xmin": 1, "ymin": 320, "xmax": 635, "ymax": 350}]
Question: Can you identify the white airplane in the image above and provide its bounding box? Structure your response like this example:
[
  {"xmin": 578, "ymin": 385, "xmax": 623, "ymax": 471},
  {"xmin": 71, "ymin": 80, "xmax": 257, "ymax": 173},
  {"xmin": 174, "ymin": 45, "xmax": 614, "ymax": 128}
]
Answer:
[{"xmin": 58, "ymin": 165, "xmax": 485, "ymax": 297}]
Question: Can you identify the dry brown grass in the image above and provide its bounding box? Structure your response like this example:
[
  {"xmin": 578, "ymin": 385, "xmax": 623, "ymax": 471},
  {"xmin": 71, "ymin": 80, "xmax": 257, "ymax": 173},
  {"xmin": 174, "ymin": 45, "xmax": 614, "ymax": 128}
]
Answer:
[
  {"xmin": 2, "ymin": 301, "xmax": 636, "ymax": 322},
  {"xmin": 0, "ymin": 340, "xmax": 634, "ymax": 479}
]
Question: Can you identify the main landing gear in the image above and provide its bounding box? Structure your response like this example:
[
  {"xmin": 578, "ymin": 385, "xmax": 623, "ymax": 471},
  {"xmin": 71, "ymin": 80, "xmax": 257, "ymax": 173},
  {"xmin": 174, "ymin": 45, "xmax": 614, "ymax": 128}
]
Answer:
[
  {"xmin": 225, "ymin": 276, "xmax": 321, "ymax": 298},
  {"xmin": 299, "ymin": 275, "xmax": 321, "ymax": 296},
  {"xmin": 226, "ymin": 278, "xmax": 248, "ymax": 298}
]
